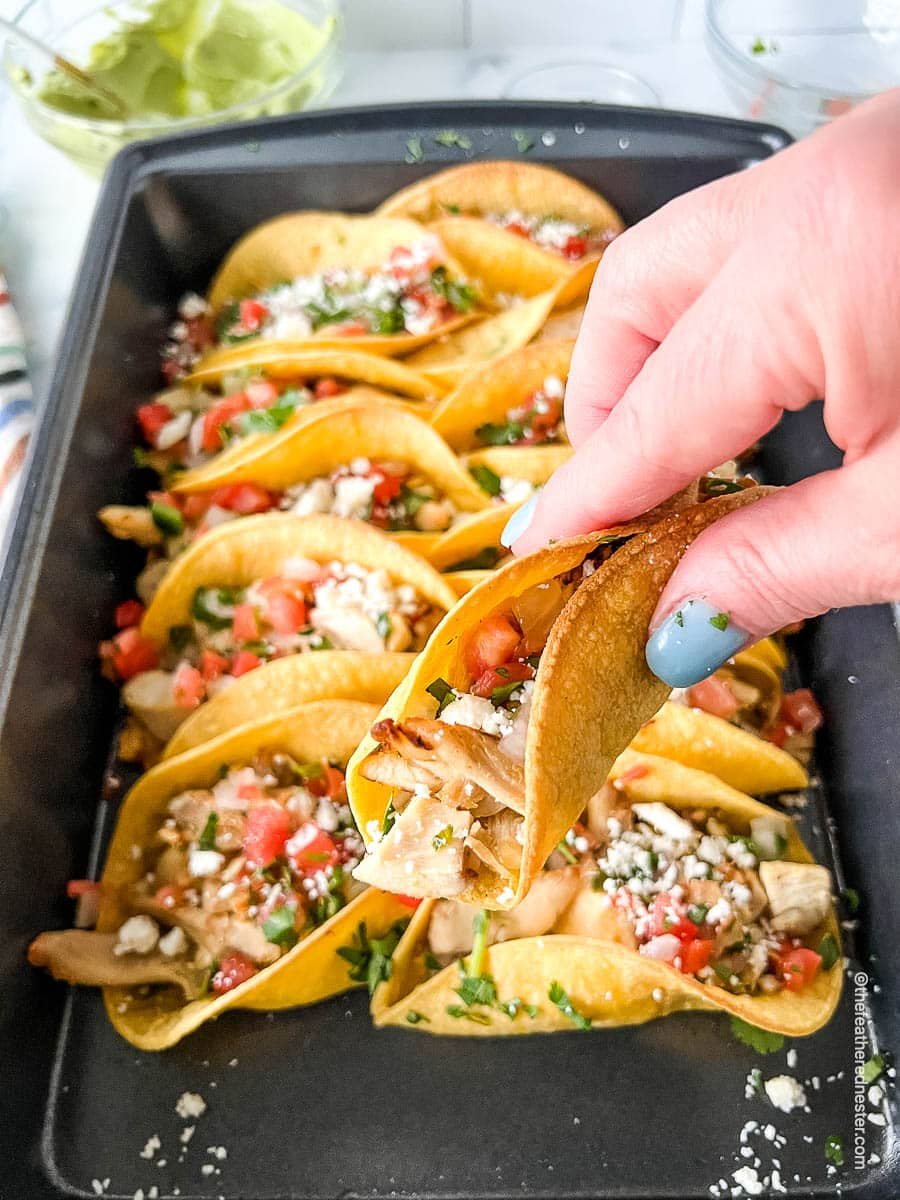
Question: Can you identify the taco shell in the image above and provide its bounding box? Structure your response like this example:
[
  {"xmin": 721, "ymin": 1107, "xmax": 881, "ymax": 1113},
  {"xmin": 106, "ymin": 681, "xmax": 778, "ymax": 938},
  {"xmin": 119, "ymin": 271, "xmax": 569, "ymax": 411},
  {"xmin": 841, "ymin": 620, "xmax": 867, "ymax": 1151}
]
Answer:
[{"xmin": 371, "ymin": 751, "xmax": 840, "ymax": 1037}]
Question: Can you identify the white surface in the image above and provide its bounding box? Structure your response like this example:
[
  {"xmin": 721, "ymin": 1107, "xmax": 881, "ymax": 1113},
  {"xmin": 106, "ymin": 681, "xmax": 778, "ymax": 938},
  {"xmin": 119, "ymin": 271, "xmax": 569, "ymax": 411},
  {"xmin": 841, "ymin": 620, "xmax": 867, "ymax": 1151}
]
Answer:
[{"xmin": 0, "ymin": 0, "xmax": 743, "ymax": 404}]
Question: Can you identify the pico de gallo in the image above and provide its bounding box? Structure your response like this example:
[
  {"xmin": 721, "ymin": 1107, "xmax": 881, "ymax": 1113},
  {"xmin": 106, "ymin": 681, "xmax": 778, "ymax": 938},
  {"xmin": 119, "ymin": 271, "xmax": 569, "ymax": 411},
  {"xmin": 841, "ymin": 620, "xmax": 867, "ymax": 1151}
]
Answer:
[
  {"xmin": 474, "ymin": 375, "xmax": 566, "ymax": 447},
  {"xmin": 420, "ymin": 783, "xmax": 838, "ymax": 1004},
  {"xmin": 33, "ymin": 752, "xmax": 367, "ymax": 1002},
  {"xmin": 102, "ymin": 561, "xmax": 442, "ymax": 740},
  {"xmin": 136, "ymin": 373, "xmax": 347, "ymax": 471},
  {"xmin": 162, "ymin": 237, "xmax": 478, "ymax": 376},
  {"xmin": 486, "ymin": 210, "xmax": 617, "ymax": 261},
  {"xmin": 355, "ymin": 546, "xmax": 618, "ymax": 898}
]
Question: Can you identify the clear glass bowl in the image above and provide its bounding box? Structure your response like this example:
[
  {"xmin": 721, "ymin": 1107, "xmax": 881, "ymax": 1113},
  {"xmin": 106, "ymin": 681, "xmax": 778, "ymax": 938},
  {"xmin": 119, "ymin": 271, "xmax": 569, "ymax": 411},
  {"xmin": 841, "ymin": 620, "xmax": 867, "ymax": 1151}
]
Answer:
[
  {"xmin": 3, "ymin": 0, "xmax": 343, "ymax": 175},
  {"xmin": 706, "ymin": 0, "xmax": 900, "ymax": 137},
  {"xmin": 503, "ymin": 60, "xmax": 661, "ymax": 107}
]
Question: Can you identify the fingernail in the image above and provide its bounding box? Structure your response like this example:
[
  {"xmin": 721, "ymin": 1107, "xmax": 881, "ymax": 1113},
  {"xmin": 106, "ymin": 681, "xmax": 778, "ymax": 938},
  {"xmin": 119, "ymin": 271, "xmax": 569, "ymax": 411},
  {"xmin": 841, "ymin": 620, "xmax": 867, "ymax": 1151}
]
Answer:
[
  {"xmin": 500, "ymin": 493, "xmax": 539, "ymax": 549},
  {"xmin": 645, "ymin": 599, "xmax": 750, "ymax": 688}
]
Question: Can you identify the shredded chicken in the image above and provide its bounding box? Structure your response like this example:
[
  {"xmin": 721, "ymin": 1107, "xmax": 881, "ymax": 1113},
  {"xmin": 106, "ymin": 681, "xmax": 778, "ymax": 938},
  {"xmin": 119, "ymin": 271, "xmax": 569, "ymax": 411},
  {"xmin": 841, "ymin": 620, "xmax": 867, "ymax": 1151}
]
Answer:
[
  {"xmin": 99, "ymin": 505, "xmax": 163, "ymax": 547},
  {"xmin": 27, "ymin": 930, "xmax": 206, "ymax": 997},
  {"xmin": 122, "ymin": 670, "xmax": 185, "ymax": 741},
  {"xmin": 353, "ymin": 793, "xmax": 472, "ymax": 897},
  {"xmin": 759, "ymin": 861, "xmax": 832, "ymax": 934}
]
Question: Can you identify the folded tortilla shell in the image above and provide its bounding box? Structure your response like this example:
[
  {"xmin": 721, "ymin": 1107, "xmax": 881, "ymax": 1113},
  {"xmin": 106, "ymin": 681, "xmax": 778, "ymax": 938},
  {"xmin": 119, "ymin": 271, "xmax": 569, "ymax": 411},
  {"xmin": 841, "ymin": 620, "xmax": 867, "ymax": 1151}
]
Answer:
[{"xmin": 372, "ymin": 751, "xmax": 840, "ymax": 1037}]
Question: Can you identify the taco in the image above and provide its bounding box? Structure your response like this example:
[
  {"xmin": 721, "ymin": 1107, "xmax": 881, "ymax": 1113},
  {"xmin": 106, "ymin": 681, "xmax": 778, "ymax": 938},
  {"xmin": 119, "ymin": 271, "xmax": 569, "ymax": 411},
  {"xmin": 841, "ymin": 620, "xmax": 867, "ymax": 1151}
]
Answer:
[
  {"xmin": 370, "ymin": 751, "xmax": 840, "ymax": 1037},
  {"xmin": 101, "ymin": 514, "xmax": 457, "ymax": 751},
  {"xmin": 165, "ymin": 217, "xmax": 482, "ymax": 377},
  {"xmin": 377, "ymin": 161, "xmax": 623, "ymax": 291},
  {"xmin": 347, "ymin": 486, "xmax": 756, "ymax": 908},
  {"xmin": 632, "ymin": 639, "xmax": 812, "ymax": 795},
  {"xmin": 430, "ymin": 340, "xmax": 573, "ymax": 452},
  {"xmin": 28, "ymin": 700, "xmax": 415, "ymax": 1050}
]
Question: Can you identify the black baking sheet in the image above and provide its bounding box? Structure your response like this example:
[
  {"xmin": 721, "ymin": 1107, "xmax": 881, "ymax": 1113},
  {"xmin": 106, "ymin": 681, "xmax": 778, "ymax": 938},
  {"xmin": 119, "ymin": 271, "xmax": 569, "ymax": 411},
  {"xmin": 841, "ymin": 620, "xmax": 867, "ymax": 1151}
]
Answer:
[{"xmin": 0, "ymin": 102, "xmax": 896, "ymax": 1200}]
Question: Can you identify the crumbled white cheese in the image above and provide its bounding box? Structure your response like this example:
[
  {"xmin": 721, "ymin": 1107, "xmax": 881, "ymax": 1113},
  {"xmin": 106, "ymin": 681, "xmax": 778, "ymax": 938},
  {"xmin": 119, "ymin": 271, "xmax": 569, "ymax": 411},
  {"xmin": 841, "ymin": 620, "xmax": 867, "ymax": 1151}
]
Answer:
[
  {"xmin": 441, "ymin": 692, "xmax": 513, "ymax": 739},
  {"xmin": 732, "ymin": 1166, "xmax": 764, "ymax": 1195},
  {"xmin": 139, "ymin": 1134, "xmax": 161, "ymax": 1160},
  {"xmin": 114, "ymin": 915, "xmax": 159, "ymax": 957},
  {"xmin": 158, "ymin": 926, "xmax": 188, "ymax": 958},
  {"xmin": 631, "ymin": 802, "xmax": 693, "ymax": 841},
  {"xmin": 188, "ymin": 848, "xmax": 225, "ymax": 878},
  {"xmin": 498, "ymin": 476, "xmax": 536, "ymax": 506},
  {"xmin": 764, "ymin": 1075, "xmax": 807, "ymax": 1113},
  {"xmin": 175, "ymin": 1092, "xmax": 207, "ymax": 1120}
]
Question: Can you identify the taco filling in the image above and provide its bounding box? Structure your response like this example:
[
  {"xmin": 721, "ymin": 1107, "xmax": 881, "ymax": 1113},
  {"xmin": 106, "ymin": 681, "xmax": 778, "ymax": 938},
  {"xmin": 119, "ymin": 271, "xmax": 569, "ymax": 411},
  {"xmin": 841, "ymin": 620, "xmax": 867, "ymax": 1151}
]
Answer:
[
  {"xmin": 30, "ymin": 752, "xmax": 364, "ymax": 1001},
  {"xmin": 165, "ymin": 237, "xmax": 477, "ymax": 375},
  {"xmin": 136, "ymin": 374, "xmax": 346, "ymax": 468},
  {"xmin": 354, "ymin": 553, "xmax": 611, "ymax": 898},
  {"xmin": 473, "ymin": 374, "xmax": 566, "ymax": 447},
  {"xmin": 486, "ymin": 211, "xmax": 617, "ymax": 261},
  {"xmin": 419, "ymin": 788, "xmax": 835, "ymax": 1002},
  {"xmin": 469, "ymin": 463, "xmax": 537, "ymax": 507},
  {"xmin": 103, "ymin": 562, "xmax": 441, "ymax": 738}
]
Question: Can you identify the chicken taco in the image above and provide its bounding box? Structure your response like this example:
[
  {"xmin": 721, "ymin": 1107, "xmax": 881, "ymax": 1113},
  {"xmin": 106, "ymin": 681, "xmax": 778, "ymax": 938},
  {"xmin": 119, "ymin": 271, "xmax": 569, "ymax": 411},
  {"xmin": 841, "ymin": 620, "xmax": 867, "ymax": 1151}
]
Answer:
[
  {"xmin": 346, "ymin": 486, "xmax": 757, "ymax": 908},
  {"xmin": 370, "ymin": 751, "xmax": 840, "ymax": 1037},
  {"xmin": 102, "ymin": 514, "xmax": 457, "ymax": 755},
  {"xmin": 377, "ymin": 161, "xmax": 623, "ymax": 292},
  {"xmin": 28, "ymin": 700, "xmax": 415, "ymax": 1050}
]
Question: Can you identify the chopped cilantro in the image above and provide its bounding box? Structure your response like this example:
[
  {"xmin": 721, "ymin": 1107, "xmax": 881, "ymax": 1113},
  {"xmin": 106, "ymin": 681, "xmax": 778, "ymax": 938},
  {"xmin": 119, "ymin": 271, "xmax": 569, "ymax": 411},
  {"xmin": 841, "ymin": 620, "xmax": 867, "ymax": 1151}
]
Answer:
[
  {"xmin": 382, "ymin": 801, "xmax": 397, "ymax": 837},
  {"xmin": 512, "ymin": 130, "xmax": 535, "ymax": 153},
  {"xmin": 150, "ymin": 500, "xmax": 184, "ymax": 536},
  {"xmin": 376, "ymin": 612, "xmax": 393, "ymax": 641},
  {"xmin": 132, "ymin": 447, "xmax": 153, "ymax": 469},
  {"xmin": 475, "ymin": 418, "xmax": 525, "ymax": 446},
  {"xmin": 751, "ymin": 37, "xmax": 778, "ymax": 55},
  {"xmin": 674, "ymin": 609, "xmax": 684, "ymax": 628},
  {"xmin": 748, "ymin": 1067, "xmax": 764, "ymax": 1096},
  {"xmin": 841, "ymin": 887, "xmax": 860, "ymax": 913},
  {"xmin": 455, "ymin": 973, "xmax": 498, "ymax": 1007},
  {"xmin": 430, "ymin": 266, "xmax": 477, "ymax": 313},
  {"xmin": 705, "ymin": 477, "xmax": 743, "ymax": 495},
  {"xmin": 818, "ymin": 933, "xmax": 840, "ymax": 971},
  {"xmin": 470, "ymin": 463, "xmax": 502, "ymax": 497},
  {"xmin": 432, "ymin": 824, "xmax": 455, "ymax": 851},
  {"xmin": 709, "ymin": 611, "xmax": 730, "ymax": 631},
  {"xmin": 824, "ymin": 1134, "xmax": 844, "ymax": 1167},
  {"xmin": 404, "ymin": 135, "xmax": 424, "ymax": 163},
  {"xmin": 448, "ymin": 546, "xmax": 502, "ymax": 572},
  {"xmin": 497, "ymin": 997, "xmax": 539, "ymax": 1020},
  {"xmin": 239, "ymin": 391, "xmax": 305, "ymax": 434},
  {"xmin": 549, "ymin": 981, "xmax": 591, "ymax": 1030},
  {"xmin": 425, "ymin": 676, "xmax": 456, "ymax": 715},
  {"xmin": 406, "ymin": 1010, "xmax": 429, "ymax": 1024},
  {"xmin": 861, "ymin": 1054, "xmax": 884, "ymax": 1084},
  {"xmin": 442, "ymin": 202, "xmax": 461, "ymax": 214},
  {"xmin": 490, "ymin": 679, "xmax": 525, "ymax": 707},
  {"xmin": 337, "ymin": 919, "xmax": 409, "ymax": 994},
  {"xmin": 729, "ymin": 1016, "xmax": 785, "ymax": 1055},
  {"xmin": 555, "ymin": 840, "xmax": 578, "ymax": 865},
  {"xmin": 434, "ymin": 129, "xmax": 472, "ymax": 150},
  {"xmin": 687, "ymin": 903, "xmax": 709, "ymax": 926},
  {"xmin": 291, "ymin": 759, "xmax": 324, "ymax": 783},
  {"xmin": 423, "ymin": 951, "xmax": 441, "ymax": 972},
  {"xmin": 262, "ymin": 905, "xmax": 298, "ymax": 950},
  {"xmin": 446, "ymin": 1004, "xmax": 491, "ymax": 1024},
  {"xmin": 197, "ymin": 812, "xmax": 218, "ymax": 852}
]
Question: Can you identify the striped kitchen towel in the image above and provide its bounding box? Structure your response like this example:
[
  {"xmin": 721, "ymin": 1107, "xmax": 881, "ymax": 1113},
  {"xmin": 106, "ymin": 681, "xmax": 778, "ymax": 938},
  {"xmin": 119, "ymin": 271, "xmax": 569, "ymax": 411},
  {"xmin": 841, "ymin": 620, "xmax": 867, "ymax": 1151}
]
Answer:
[{"xmin": 0, "ymin": 272, "xmax": 34, "ymax": 543}]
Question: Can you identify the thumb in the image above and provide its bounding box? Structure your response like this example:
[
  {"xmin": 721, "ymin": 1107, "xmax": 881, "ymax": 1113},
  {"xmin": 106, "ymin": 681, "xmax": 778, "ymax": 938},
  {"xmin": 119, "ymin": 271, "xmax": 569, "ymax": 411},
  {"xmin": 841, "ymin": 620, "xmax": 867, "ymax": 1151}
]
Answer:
[{"xmin": 645, "ymin": 453, "xmax": 900, "ymax": 687}]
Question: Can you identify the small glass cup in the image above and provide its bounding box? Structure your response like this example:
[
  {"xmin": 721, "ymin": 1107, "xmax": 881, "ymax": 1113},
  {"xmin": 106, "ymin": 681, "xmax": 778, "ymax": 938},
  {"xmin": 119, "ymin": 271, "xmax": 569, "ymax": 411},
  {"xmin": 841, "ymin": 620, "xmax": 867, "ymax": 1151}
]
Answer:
[{"xmin": 503, "ymin": 60, "xmax": 661, "ymax": 107}]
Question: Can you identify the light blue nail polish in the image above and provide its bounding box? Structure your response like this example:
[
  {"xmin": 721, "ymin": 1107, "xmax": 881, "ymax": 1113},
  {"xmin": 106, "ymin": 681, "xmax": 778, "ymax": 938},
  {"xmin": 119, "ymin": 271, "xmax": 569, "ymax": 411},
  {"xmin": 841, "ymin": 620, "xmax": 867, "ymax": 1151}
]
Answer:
[
  {"xmin": 500, "ymin": 493, "xmax": 540, "ymax": 548},
  {"xmin": 645, "ymin": 599, "xmax": 750, "ymax": 688}
]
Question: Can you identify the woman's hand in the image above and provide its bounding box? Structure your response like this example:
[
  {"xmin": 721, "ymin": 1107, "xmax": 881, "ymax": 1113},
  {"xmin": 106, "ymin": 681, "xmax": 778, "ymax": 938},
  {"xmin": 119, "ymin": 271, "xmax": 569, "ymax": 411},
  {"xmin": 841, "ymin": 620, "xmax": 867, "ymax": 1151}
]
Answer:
[{"xmin": 502, "ymin": 90, "xmax": 900, "ymax": 687}]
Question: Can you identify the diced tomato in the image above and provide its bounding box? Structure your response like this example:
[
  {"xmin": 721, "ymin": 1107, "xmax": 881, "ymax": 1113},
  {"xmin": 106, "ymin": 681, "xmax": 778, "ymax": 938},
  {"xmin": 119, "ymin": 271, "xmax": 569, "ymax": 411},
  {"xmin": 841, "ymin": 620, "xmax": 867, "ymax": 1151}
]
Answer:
[
  {"xmin": 137, "ymin": 402, "xmax": 174, "ymax": 445},
  {"xmin": 245, "ymin": 379, "xmax": 279, "ymax": 408},
  {"xmin": 199, "ymin": 649, "xmax": 230, "ymax": 682},
  {"xmin": 201, "ymin": 393, "xmax": 253, "ymax": 452},
  {"xmin": 370, "ymin": 468, "xmax": 404, "ymax": 507},
  {"xmin": 66, "ymin": 879, "xmax": 101, "ymax": 898},
  {"xmin": 185, "ymin": 314, "xmax": 215, "ymax": 352},
  {"xmin": 231, "ymin": 603, "xmax": 260, "ymax": 643},
  {"xmin": 777, "ymin": 945, "xmax": 822, "ymax": 992},
  {"xmin": 285, "ymin": 823, "xmax": 340, "ymax": 875},
  {"xmin": 181, "ymin": 493, "xmax": 213, "ymax": 522},
  {"xmin": 648, "ymin": 893, "xmax": 699, "ymax": 942},
  {"xmin": 679, "ymin": 938, "xmax": 713, "ymax": 975},
  {"xmin": 471, "ymin": 658, "xmax": 534, "ymax": 699},
  {"xmin": 686, "ymin": 675, "xmax": 741, "ymax": 720},
  {"xmin": 306, "ymin": 761, "xmax": 346, "ymax": 800},
  {"xmin": 505, "ymin": 220, "xmax": 531, "ymax": 238},
  {"xmin": 258, "ymin": 579, "xmax": 308, "ymax": 634},
  {"xmin": 211, "ymin": 952, "xmax": 259, "ymax": 995},
  {"xmin": 114, "ymin": 599, "xmax": 145, "ymax": 629},
  {"xmin": 527, "ymin": 401, "xmax": 563, "ymax": 443},
  {"xmin": 313, "ymin": 377, "xmax": 344, "ymax": 400},
  {"xmin": 243, "ymin": 804, "xmax": 292, "ymax": 867},
  {"xmin": 154, "ymin": 884, "xmax": 184, "ymax": 909},
  {"xmin": 231, "ymin": 650, "xmax": 263, "ymax": 677},
  {"xmin": 394, "ymin": 894, "xmax": 422, "ymax": 910},
  {"xmin": 334, "ymin": 320, "xmax": 369, "ymax": 337},
  {"xmin": 562, "ymin": 234, "xmax": 588, "ymax": 260},
  {"xmin": 640, "ymin": 933, "xmax": 682, "ymax": 963},
  {"xmin": 208, "ymin": 482, "xmax": 278, "ymax": 515},
  {"xmin": 172, "ymin": 662, "xmax": 205, "ymax": 709},
  {"xmin": 106, "ymin": 626, "xmax": 159, "ymax": 681},
  {"xmin": 615, "ymin": 763, "xmax": 650, "ymax": 785},
  {"xmin": 779, "ymin": 689, "xmax": 824, "ymax": 736},
  {"xmin": 465, "ymin": 612, "xmax": 523, "ymax": 678},
  {"xmin": 161, "ymin": 359, "xmax": 182, "ymax": 386},
  {"xmin": 239, "ymin": 299, "xmax": 269, "ymax": 332},
  {"xmin": 237, "ymin": 783, "xmax": 264, "ymax": 802}
]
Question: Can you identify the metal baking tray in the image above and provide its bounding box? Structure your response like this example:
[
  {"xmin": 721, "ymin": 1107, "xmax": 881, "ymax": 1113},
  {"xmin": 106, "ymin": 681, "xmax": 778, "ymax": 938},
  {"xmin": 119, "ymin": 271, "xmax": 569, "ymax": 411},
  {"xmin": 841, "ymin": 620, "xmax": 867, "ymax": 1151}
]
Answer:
[{"xmin": 0, "ymin": 101, "xmax": 896, "ymax": 1200}]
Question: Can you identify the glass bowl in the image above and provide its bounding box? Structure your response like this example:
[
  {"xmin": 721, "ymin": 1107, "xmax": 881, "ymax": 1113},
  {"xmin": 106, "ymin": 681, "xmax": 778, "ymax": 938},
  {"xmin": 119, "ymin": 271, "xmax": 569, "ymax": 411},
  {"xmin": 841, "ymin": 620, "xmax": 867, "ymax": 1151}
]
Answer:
[
  {"xmin": 503, "ymin": 60, "xmax": 661, "ymax": 107},
  {"xmin": 3, "ymin": 0, "xmax": 343, "ymax": 175},
  {"xmin": 706, "ymin": 0, "xmax": 900, "ymax": 136}
]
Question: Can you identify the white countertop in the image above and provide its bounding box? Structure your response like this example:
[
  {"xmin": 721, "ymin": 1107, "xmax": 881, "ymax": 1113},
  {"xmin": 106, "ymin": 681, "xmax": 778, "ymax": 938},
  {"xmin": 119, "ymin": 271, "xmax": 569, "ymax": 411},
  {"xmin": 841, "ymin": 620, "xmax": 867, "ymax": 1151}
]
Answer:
[{"xmin": 0, "ymin": 29, "xmax": 741, "ymax": 404}]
